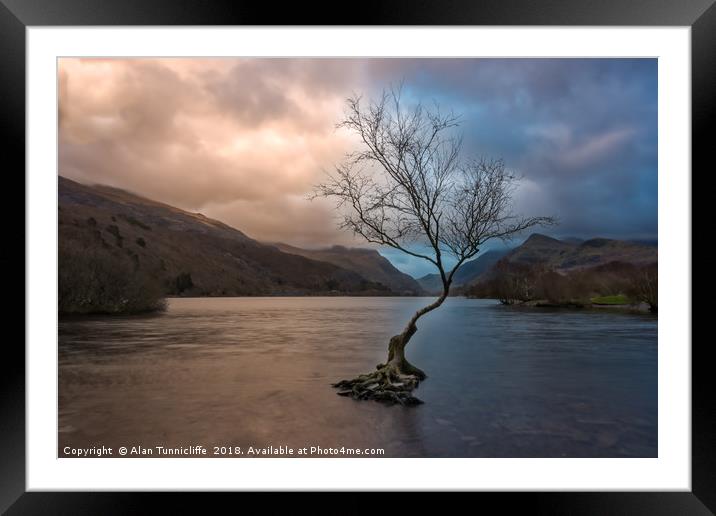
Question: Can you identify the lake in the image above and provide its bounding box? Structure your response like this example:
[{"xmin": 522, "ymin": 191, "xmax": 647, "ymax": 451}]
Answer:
[{"xmin": 58, "ymin": 297, "xmax": 657, "ymax": 458}]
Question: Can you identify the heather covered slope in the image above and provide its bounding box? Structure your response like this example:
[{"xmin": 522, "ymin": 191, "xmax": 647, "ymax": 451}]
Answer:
[
  {"xmin": 419, "ymin": 234, "xmax": 657, "ymax": 295},
  {"xmin": 273, "ymin": 243, "xmax": 424, "ymax": 295},
  {"xmin": 499, "ymin": 233, "xmax": 657, "ymax": 272},
  {"xmin": 59, "ymin": 176, "xmax": 394, "ymax": 313}
]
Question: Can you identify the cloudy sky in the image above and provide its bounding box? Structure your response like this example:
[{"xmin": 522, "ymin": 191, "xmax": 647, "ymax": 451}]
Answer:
[{"xmin": 58, "ymin": 58, "xmax": 657, "ymax": 278}]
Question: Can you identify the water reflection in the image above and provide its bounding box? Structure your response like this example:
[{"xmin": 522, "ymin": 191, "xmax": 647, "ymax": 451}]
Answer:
[{"xmin": 59, "ymin": 297, "xmax": 657, "ymax": 457}]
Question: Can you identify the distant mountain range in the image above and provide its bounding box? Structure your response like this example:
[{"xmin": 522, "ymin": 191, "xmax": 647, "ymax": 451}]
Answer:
[
  {"xmin": 465, "ymin": 233, "xmax": 658, "ymax": 307},
  {"xmin": 58, "ymin": 177, "xmax": 422, "ymax": 297},
  {"xmin": 497, "ymin": 233, "xmax": 657, "ymax": 273},
  {"xmin": 417, "ymin": 250, "xmax": 509, "ymax": 294},
  {"xmin": 58, "ymin": 177, "xmax": 657, "ymax": 301},
  {"xmin": 417, "ymin": 233, "xmax": 657, "ymax": 294},
  {"xmin": 272, "ymin": 243, "xmax": 423, "ymax": 295}
]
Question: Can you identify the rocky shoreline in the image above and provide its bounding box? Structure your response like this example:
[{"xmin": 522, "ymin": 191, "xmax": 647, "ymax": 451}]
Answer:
[{"xmin": 496, "ymin": 298, "xmax": 655, "ymax": 314}]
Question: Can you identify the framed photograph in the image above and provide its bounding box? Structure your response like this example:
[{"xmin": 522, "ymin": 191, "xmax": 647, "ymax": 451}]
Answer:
[{"xmin": 3, "ymin": 0, "xmax": 709, "ymax": 512}]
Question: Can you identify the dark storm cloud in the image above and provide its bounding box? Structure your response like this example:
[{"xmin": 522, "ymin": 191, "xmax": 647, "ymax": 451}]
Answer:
[
  {"xmin": 59, "ymin": 58, "xmax": 657, "ymax": 277},
  {"xmin": 371, "ymin": 59, "xmax": 658, "ymax": 243}
]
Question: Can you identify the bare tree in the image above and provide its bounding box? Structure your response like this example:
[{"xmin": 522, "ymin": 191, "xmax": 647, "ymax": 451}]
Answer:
[
  {"xmin": 313, "ymin": 87, "xmax": 554, "ymax": 405},
  {"xmin": 628, "ymin": 263, "xmax": 658, "ymax": 313}
]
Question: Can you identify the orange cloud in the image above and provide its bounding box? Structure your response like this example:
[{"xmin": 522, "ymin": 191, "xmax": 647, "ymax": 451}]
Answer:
[{"xmin": 59, "ymin": 57, "xmax": 367, "ymax": 246}]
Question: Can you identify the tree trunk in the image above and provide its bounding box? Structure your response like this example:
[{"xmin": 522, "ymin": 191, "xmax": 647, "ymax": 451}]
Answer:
[
  {"xmin": 386, "ymin": 288, "xmax": 449, "ymax": 371},
  {"xmin": 384, "ymin": 324, "xmax": 425, "ymax": 379},
  {"xmin": 333, "ymin": 289, "xmax": 449, "ymax": 405}
]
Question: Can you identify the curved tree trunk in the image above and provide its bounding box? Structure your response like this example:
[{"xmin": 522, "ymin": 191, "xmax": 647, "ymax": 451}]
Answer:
[
  {"xmin": 383, "ymin": 291, "xmax": 449, "ymax": 376},
  {"xmin": 333, "ymin": 289, "xmax": 449, "ymax": 406}
]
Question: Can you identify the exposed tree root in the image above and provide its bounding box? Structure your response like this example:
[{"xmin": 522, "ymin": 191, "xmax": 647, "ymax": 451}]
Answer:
[{"xmin": 332, "ymin": 361, "xmax": 426, "ymax": 406}]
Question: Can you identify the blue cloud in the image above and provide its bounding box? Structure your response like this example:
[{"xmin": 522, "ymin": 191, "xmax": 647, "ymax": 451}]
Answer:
[{"xmin": 359, "ymin": 59, "xmax": 657, "ymax": 277}]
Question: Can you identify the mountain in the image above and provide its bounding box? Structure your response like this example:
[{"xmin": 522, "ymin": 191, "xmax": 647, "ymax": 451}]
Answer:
[
  {"xmin": 628, "ymin": 238, "xmax": 658, "ymax": 247},
  {"xmin": 501, "ymin": 233, "xmax": 657, "ymax": 271},
  {"xmin": 417, "ymin": 249, "xmax": 509, "ymax": 294},
  {"xmin": 419, "ymin": 232, "xmax": 655, "ymax": 295},
  {"xmin": 499, "ymin": 233, "xmax": 574, "ymax": 267},
  {"xmin": 272, "ymin": 243, "xmax": 424, "ymax": 295},
  {"xmin": 58, "ymin": 176, "xmax": 397, "ymax": 304},
  {"xmin": 465, "ymin": 233, "xmax": 658, "ymax": 308}
]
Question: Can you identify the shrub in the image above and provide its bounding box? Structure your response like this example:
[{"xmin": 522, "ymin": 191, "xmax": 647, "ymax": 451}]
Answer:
[
  {"xmin": 467, "ymin": 259, "xmax": 657, "ymax": 311},
  {"xmin": 626, "ymin": 263, "xmax": 658, "ymax": 312},
  {"xmin": 105, "ymin": 224, "xmax": 123, "ymax": 247},
  {"xmin": 483, "ymin": 260, "xmax": 543, "ymax": 304},
  {"xmin": 173, "ymin": 272, "xmax": 194, "ymax": 295},
  {"xmin": 59, "ymin": 242, "xmax": 166, "ymax": 314}
]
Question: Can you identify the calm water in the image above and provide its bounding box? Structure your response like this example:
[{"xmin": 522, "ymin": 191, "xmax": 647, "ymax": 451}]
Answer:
[{"xmin": 59, "ymin": 297, "xmax": 657, "ymax": 458}]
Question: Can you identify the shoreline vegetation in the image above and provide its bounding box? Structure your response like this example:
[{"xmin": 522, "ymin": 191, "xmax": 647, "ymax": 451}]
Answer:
[
  {"xmin": 57, "ymin": 244, "xmax": 657, "ymax": 316},
  {"xmin": 58, "ymin": 242, "xmax": 658, "ymax": 316},
  {"xmin": 58, "ymin": 293, "xmax": 656, "ymax": 317},
  {"xmin": 464, "ymin": 260, "xmax": 657, "ymax": 314},
  {"xmin": 57, "ymin": 241, "xmax": 657, "ymax": 316},
  {"xmin": 59, "ymin": 244, "xmax": 167, "ymax": 316},
  {"xmin": 490, "ymin": 298, "xmax": 654, "ymax": 315}
]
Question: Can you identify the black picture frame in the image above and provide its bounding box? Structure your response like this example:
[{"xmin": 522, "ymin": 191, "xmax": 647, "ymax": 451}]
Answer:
[{"xmin": 1, "ymin": 0, "xmax": 708, "ymax": 513}]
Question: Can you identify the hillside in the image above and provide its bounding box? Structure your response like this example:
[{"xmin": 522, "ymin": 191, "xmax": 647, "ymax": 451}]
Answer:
[
  {"xmin": 417, "ymin": 233, "xmax": 655, "ymax": 295},
  {"xmin": 273, "ymin": 243, "xmax": 423, "ymax": 295},
  {"xmin": 465, "ymin": 233, "xmax": 658, "ymax": 311},
  {"xmin": 497, "ymin": 233, "xmax": 657, "ymax": 272},
  {"xmin": 58, "ymin": 177, "xmax": 396, "ymax": 312}
]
